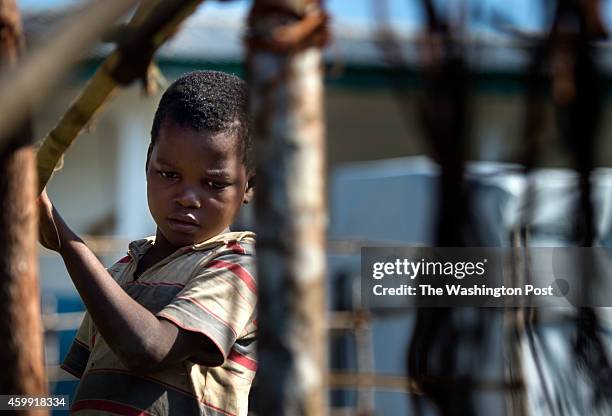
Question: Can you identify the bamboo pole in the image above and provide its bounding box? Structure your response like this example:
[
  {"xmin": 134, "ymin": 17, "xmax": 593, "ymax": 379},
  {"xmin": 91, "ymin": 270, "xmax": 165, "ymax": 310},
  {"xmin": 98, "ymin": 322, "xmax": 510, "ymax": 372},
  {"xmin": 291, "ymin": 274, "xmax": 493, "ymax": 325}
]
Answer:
[
  {"xmin": 36, "ymin": 0, "xmax": 205, "ymax": 192},
  {"xmin": 248, "ymin": 1, "xmax": 330, "ymax": 414},
  {"xmin": 0, "ymin": 1, "xmax": 47, "ymax": 411}
]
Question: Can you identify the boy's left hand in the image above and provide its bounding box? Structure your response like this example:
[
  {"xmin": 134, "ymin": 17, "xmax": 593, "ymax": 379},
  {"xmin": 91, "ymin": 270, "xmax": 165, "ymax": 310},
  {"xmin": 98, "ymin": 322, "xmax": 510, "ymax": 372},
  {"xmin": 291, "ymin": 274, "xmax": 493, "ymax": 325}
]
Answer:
[{"xmin": 38, "ymin": 189, "xmax": 63, "ymax": 252}]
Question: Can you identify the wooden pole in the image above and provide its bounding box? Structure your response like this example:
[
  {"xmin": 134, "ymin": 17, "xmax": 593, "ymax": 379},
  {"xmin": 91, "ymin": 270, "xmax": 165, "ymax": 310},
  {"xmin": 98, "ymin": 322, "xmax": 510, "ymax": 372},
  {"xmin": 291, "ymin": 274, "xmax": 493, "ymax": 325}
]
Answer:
[
  {"xmin": 0, "ymin": 0, "xmax": 47, "ymax": 411},
  {"xmin": 247, "ymin": 1, "xmax": 329, "ymax": 414}
]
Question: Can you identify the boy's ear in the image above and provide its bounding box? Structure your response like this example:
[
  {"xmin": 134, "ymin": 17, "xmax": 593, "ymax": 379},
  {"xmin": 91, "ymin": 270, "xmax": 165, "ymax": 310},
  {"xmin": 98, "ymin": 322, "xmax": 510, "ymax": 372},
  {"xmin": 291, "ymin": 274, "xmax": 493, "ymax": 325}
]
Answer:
[{"xmin": 243, "ymin": 174, "xmax": 255, "ymax": 204}]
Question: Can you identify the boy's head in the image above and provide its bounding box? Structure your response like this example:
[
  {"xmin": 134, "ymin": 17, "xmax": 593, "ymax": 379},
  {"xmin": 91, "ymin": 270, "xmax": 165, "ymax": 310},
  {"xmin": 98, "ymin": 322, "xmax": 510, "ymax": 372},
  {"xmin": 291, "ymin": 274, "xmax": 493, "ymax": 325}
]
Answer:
[
  {"xmin": 145, "ymin": 71, "xmax": 254, "ymax": 247},
  {"xmin": 147, "ymin": 70, "xmax": 252, "ymax": 172}
]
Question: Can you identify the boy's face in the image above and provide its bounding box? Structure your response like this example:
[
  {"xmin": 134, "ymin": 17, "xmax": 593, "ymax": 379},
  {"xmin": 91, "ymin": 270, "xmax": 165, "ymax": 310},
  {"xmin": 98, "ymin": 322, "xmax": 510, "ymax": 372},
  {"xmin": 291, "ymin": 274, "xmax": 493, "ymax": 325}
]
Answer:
[{"xmin": 146, "ymin": 120, "xmax": 253, "ymax": 248}]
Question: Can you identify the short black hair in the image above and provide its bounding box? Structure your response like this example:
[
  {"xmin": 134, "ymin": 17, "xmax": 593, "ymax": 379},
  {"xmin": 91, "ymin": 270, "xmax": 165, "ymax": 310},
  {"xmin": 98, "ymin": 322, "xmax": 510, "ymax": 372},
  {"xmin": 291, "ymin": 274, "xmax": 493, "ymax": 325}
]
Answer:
[{"xmin": 147, "ymin": 70, "xmax": 252, "ymax": 171}]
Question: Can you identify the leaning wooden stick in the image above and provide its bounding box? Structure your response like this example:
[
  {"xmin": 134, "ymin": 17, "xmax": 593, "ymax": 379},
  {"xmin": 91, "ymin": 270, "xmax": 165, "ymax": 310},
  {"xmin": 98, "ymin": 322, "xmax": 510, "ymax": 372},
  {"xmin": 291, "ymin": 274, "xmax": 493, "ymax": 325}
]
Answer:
[
  {"xmin": 0, "ymin": 0, "xmax": 139, "ymax": 154},
  {"xmin": 36, "ymin": 0, "xmax": 204, "ymax": 192}
]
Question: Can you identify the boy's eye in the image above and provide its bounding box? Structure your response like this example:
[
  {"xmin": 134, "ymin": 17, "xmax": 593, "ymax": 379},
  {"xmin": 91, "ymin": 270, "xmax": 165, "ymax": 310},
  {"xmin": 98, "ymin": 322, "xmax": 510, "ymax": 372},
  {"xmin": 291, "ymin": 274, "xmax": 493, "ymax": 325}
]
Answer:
[
  {"xmin": 206, "ymin": 180, "xmax": 229, "ymax": 190},
  {"xmin": 159, "ymin": 170, "xmax": 179, "ymax": 180}
]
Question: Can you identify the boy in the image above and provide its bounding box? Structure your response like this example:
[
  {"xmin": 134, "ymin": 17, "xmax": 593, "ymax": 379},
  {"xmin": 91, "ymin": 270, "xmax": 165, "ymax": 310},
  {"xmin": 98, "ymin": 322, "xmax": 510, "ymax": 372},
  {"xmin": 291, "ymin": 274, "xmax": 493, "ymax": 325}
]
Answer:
[{"xmin": 38, "ymin": 71, "xmax": 257, "ymax": 415}]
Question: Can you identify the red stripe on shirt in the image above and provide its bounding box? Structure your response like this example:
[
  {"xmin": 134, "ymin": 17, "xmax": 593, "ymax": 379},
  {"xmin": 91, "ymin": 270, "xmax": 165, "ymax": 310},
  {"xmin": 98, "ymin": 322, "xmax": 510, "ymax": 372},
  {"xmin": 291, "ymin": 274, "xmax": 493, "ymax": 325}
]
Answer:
[
  {"xmin": 226, "ymin": 241, "xmax": 246, "ymax": 254},
  {"xmin": 117, "ymin": 255, "xmax": 131, "ymax": 264},
  {"xmin": 215, "ymin": 273, "xmax": 255, "ymax": 308},
  {"xmin": 228, "ymin": 350, "xmax": 257, "ymax": 371},
  {"xmin": 207, "ymin": 260, "xmax": 256, "ymax": 294},
  {"xmin": 71, "ymin": 399, "xmax": 152, "ymax": 416}
]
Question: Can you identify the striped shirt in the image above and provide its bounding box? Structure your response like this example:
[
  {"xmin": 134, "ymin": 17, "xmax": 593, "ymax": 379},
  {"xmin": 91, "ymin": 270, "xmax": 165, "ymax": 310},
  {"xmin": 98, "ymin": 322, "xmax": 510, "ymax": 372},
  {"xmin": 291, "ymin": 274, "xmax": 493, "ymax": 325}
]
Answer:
[{"xmin": 61, "ymin": 231, "xmax": 257, "ymax": 416}]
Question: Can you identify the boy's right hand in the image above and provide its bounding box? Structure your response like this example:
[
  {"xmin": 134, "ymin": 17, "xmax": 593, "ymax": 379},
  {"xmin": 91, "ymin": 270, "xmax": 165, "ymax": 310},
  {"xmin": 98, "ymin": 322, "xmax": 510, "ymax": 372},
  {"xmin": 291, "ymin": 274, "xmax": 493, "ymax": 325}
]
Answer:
[{"xmin": 38, "ymin": 189, "xmax": 62, "ymax": 252}]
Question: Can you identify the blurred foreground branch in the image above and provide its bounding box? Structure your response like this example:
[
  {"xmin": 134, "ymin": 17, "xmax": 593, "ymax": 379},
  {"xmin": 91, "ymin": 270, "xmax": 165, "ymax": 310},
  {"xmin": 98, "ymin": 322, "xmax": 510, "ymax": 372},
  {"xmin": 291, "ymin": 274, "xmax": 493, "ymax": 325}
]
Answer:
[
  {"xmin": 370, "ymin": 1, "xmax": 500, "ymax": 415},
  {"xmin": 36, "ymin": 0, "xmax": 205, "ymax": 192},
  {"xmin": 0, "ymin": 0, "xmax": 139, "ymax": 154}
]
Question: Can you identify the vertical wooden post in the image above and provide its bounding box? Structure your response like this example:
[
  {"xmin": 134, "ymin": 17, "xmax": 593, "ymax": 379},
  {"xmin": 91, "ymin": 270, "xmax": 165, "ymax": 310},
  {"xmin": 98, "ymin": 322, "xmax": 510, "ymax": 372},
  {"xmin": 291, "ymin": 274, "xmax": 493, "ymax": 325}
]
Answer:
[
  {"xmin": 0, "ymin": 0, "xmax": 47, "ymax": 409},
  {"xmin": 247, "ymin": 1, "xmax": 329, "ymax": 414}
]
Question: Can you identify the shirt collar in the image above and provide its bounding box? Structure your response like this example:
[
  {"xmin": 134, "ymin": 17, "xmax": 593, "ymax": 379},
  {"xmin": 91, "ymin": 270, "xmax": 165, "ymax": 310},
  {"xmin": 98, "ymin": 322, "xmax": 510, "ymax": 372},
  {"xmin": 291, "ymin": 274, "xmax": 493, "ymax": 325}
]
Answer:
[{"xmin": 127, "ymin": 231, "xmax": 256, "ymax": 261}]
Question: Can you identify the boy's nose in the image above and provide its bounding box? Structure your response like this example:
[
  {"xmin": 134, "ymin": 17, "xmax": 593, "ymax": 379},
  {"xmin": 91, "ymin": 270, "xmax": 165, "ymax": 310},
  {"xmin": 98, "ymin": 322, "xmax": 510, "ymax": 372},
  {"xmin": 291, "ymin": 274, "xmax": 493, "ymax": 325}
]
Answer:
[{"xmin": 176, "ymin": 190, "xmax": 201, "ymax": 208}]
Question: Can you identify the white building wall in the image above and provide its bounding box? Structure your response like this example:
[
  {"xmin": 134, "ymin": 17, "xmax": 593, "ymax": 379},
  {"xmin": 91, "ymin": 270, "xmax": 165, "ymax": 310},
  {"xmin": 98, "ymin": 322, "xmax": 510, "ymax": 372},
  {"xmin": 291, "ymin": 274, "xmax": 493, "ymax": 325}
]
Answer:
[{"xmin": 114, "ymin": 111, "xmax": 156, "ymax": 240}]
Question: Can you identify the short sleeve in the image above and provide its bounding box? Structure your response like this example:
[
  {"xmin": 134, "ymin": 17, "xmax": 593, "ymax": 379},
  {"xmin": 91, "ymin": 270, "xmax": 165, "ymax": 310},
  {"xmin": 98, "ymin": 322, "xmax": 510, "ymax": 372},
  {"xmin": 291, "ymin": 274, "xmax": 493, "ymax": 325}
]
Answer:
[
  {"xmin": 156, "ymin": 252, "xmax": 257, "ymax": 359},
  {"xmin": 60, "ymin": 312, "xmax": 93, "ymax": 378}
]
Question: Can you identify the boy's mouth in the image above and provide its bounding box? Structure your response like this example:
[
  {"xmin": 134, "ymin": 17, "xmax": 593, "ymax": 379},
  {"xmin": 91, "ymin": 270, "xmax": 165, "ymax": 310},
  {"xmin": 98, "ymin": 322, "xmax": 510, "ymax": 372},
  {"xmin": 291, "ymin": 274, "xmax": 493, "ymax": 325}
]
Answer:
[{"xmin": 167, "ymin": 213, "xmax": 200, "ymax": 233}]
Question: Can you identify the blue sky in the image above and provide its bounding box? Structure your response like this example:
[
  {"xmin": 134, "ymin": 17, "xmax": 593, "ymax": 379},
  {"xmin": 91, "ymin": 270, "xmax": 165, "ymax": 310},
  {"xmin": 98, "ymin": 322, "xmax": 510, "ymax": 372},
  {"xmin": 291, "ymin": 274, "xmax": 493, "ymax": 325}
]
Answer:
[
  {"xmin": 15, "ymin": 0, "xmax": 420, "ymax": 21},
  {"xmin": 15, "ymin": 0, "xmax": 612, "ymax": 35}
]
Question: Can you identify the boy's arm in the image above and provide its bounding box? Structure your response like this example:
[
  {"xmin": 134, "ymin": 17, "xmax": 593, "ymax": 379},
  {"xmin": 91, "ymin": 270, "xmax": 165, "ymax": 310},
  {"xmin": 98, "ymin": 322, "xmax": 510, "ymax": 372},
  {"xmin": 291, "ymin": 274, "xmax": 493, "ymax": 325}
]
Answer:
[{"xmin": 39, "ymin": 191, "xmax": 224, "ymax": 373}]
